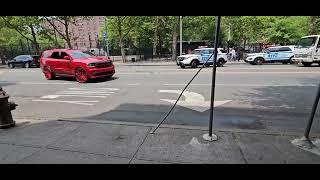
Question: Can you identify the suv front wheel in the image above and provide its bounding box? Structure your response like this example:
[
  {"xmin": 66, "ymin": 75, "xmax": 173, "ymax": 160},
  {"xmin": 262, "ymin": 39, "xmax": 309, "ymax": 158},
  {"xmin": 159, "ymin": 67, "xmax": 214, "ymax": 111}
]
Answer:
[{"xmin": 75, "ymin": 68, "xmax": 89, "ymax": 83}]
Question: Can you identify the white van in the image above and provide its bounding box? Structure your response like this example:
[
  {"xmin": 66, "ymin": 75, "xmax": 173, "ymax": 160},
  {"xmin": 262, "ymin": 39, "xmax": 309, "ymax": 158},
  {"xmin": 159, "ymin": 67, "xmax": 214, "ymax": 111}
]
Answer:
[{"xmin": 292, "ymin": 35, "xmax": 320, "ymax": 66}]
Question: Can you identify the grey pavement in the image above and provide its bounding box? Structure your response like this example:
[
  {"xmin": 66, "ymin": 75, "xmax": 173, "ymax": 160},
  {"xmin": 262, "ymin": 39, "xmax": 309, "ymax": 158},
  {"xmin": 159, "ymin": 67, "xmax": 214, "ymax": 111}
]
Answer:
[
  {"xmin": 2, "ymin": 61, "xmax": 320, "ymax": 163},
  {"xmin": 0, "ymin": 119, "xmax": 320, "ymax": 164}
]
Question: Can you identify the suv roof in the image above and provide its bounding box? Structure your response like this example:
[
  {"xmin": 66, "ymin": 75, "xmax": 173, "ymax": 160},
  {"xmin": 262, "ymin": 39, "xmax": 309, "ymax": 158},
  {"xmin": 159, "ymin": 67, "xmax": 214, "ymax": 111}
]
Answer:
[{"xmin": 194, "ymin": 48, "xmax": 224, "ymax": 51}]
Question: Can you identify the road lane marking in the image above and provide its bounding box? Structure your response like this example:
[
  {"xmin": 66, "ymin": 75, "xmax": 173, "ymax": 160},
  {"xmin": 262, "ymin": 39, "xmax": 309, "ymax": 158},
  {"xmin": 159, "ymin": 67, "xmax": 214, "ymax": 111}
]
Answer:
[
  {"xmin": 163, "ymin": 83, "xmax": 317, "ymax": 87},
  {"xmin": 59, "ymin": 91, "xmax": 115, "ymax": 94},
  {"xmin": 128, "ymin": 83, "xmax": 140, "ymax": 86},
  {"xmin": 68, "ymin": 87, "xmax": 119, "ymax": 91},
  {"xmin": 21, "ymin": 82, "xmax": 73, "ymax": 85},
  {"xmin": 32, "ymin": 100, "xmax": 99, "ymax": 106},
  {"xmin": 40, "ymin": 95, "xmax": 109, "ymax": 99},
  {"xmin": 33, "ymin": 87, "xmax": 119, "ymax": 105},
  {"xmin": 159, "ymin": 90, "xmax": 232, "ymax": 112}
]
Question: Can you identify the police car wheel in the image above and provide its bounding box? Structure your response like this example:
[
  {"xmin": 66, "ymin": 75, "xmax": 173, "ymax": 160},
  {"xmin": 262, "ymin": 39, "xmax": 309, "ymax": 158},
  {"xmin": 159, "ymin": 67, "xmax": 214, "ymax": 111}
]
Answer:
[
  {"xmin": 217, "ymin": 59, "xmax": 224, "ymax": 67},
  {"xmin": 254, "ymin": 58, "xmax": 263, "ymax": 65},
  {"xmin": 205, "ymin": 63, "xmax": 210, "ymax": 67},
  {"xmin": 180, "ymin": 64, "xmax": 185, "ymax": 68},
  {"xmin": 191, "ymin": 60, "xmax": 198, "ymax": 68},
  {"xmin": 289, "ymin": 57, "xmax": 294, "ymax": 64}
]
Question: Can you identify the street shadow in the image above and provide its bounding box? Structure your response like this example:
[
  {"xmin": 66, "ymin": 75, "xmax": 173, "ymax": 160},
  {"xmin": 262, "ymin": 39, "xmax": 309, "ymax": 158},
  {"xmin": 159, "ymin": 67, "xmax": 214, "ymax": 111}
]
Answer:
[
  {"xmin": 52, "ymin": 76, "xmax": 119, "ymax": 83},
  {"xmin": 69, "ymin": 103, "xmax": 266, "ymax": 131},
  {"xmin": 0, "ymin": 82, "xmax": 16, "ymax": 87},
  {"xmin": 232, "ymin": 80, "xmax": 320, "ymax": 133}
]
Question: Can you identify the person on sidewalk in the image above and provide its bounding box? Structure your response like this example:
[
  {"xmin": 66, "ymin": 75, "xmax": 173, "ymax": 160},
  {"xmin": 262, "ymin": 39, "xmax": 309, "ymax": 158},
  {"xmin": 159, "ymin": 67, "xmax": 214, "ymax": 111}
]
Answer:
[{"xmin": 230, "ymin": 48, "xmax": 236, "ymax": 61}]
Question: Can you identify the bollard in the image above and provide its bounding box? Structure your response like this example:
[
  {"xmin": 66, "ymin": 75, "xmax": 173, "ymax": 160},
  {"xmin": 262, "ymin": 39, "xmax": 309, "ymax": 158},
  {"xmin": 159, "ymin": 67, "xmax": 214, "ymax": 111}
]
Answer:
[{"xmin": 0, "ymin": 87, "xmax": 17, "ymax": 129}]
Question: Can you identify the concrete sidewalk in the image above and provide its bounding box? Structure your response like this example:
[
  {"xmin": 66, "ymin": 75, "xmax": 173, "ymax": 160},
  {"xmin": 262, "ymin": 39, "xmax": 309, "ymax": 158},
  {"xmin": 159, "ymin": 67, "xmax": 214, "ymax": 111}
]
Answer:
[{"xmin": 0, "ymin": 119, "xmax": 320, "ymax": 164}]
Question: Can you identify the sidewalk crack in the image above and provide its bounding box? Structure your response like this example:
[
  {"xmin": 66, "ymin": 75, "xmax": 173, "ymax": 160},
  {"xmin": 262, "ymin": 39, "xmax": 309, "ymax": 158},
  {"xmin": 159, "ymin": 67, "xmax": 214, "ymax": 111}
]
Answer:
[
  {"xmin": 128, "ymin": 127, "xmax": 151, "ymax": 164},
  {"xmin": 231, "ymin": 132, "xmax": 248, "ymax": 164}
]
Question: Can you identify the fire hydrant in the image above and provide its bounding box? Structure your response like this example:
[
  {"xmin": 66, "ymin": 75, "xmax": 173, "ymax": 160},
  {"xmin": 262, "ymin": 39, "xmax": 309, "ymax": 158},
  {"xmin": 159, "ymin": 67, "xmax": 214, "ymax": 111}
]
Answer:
[{"xmin": 0, "ymin": 87, "xmax": 17, "ymax": 129}]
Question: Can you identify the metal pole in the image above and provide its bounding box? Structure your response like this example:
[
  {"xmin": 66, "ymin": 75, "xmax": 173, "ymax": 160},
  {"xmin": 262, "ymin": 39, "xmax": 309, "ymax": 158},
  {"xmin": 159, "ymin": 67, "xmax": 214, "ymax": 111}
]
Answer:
[
  {"xmin": 304, "ymin": 83, "xmax": 320, "ymax": 139},
  {"xmin": 209, "ymin": 16, "xmax": 221, "ymax": 137},
  {"xmin": 180, "ymin": 16, "xmax": 182, "ymax": 56}
]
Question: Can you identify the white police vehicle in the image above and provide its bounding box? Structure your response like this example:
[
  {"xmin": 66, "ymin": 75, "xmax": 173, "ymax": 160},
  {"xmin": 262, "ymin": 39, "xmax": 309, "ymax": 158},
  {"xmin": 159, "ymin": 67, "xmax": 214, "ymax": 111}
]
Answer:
[
  {"xmin": 176, "ymin": 48, "xmax": 227, "ymax": 68},
  {"xmin": 245, "ymin": 46, "xmax": 295, "ymax": 65}
]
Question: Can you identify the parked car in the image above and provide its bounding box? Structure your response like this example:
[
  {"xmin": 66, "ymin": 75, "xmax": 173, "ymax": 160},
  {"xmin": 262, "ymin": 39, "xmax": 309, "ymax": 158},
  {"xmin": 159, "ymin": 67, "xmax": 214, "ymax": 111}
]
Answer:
[
  {"xmin": 7, "ymin": 55, "xmax": 40, "ymax": 68},
  {"xmin": 40, "ymin": 49, "xmax": 115, "ymax": 83},
  {"xmin": 176, "ymin": 48, "xmax": 228, "ymax": 68},
  {"xmin": 245, "ymin": 46, "xmax": 295, "ymax": 65}
]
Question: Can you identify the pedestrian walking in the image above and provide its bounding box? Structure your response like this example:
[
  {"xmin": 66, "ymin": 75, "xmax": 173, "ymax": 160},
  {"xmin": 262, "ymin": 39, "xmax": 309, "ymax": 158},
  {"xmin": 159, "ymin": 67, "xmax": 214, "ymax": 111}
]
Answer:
[{"xmin": 229, "ymin": 48, "xmax": 236, "ymax": 61}]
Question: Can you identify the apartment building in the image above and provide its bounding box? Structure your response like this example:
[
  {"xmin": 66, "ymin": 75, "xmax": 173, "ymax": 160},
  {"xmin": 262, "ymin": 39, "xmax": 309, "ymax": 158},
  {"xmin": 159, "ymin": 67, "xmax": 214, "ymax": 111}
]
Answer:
[{"xmin": 48, "ymin": 16, "xmax": 105, "ymax": 50}]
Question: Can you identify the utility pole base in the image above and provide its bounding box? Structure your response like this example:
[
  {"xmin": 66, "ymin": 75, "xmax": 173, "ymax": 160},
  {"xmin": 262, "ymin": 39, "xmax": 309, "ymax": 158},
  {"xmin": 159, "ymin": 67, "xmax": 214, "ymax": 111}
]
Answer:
[
  {"xmin": 203, "ymin": 133, "xmax": 218, "ymax": 141},
  {"xmin": 291, "ymin": 136, "xmax": 316, "ymax": 149},
  {"xmin": 291, "ymin": 136, "xmax": 320, "ymax": 156}
]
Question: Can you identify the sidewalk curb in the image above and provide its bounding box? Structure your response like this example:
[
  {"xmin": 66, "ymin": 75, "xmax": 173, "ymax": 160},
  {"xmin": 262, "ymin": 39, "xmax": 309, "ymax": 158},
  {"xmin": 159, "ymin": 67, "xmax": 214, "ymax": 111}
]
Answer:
[{"xmin": 57, "ymin": 118, "xmax": 320, "ymax": 138}]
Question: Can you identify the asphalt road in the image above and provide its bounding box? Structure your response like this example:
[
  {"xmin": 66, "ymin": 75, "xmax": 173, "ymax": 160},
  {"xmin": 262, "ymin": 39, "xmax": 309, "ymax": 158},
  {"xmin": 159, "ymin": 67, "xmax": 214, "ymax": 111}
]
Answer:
[{"xmin": 1, "ymin": 61, "xmax": 320, "ymax": 134}]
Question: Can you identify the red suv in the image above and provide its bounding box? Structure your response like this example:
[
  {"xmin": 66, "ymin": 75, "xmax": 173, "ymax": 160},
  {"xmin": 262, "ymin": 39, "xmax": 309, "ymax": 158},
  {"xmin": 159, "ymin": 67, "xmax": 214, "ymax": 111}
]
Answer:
[{"xmin": 40, "ymin": 49, "xmax": 115, "ymax": 83}]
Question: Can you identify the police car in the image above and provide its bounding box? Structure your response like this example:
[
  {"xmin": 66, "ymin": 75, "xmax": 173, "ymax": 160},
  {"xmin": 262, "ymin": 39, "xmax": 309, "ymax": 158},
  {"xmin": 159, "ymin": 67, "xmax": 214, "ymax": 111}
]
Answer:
[
  {"xmin": 245, "ymin": 46, "xmax": 295, "ymax": 65},
  {"xmin": 176, "ymin": 48, "xmax": 227, "ymax": 68}
]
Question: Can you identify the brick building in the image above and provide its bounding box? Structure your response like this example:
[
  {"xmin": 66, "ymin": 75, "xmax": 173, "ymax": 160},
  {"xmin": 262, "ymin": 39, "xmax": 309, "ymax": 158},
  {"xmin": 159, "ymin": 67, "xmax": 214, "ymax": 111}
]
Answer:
[{"xmin": 48, "ymin": 16, "xmax": 105, "ymax": 50}]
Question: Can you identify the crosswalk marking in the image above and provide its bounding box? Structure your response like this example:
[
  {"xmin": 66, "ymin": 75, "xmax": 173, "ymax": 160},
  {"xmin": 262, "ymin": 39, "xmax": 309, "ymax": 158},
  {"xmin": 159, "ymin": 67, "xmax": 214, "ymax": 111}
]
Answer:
[{"xmin": 33, "ymin": 87, "xmax": 119, "ymax": 106}]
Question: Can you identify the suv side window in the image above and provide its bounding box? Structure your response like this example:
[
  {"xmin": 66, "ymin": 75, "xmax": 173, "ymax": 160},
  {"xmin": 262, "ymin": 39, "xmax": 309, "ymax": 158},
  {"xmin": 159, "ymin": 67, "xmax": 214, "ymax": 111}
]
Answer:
[
  {"xmin": 50, "ymin": 51, "xmax": 60, "ymax": 59},
  {"xmin": 60, "ymin": 52, "xmax": 69, "ymax": 59},
  {"xmin": 278, "ymin": 47, "xmax": 291, "ymax": 52},
  {"xmin": 42, "ymin": 51, "xmax": 52, "ymax": 58},
  {"xmin": 268, "ymin": 48, "xmax": 279, "ymax": 52},
  {"xmin": 202, "ymin": 49, "xmax": 210, "ymax": 54}
]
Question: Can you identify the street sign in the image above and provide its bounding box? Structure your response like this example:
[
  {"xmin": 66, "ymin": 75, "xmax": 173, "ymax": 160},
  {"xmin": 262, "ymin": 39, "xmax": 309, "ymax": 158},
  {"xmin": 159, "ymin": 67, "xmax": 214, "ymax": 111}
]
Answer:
[{"xmin": 102, "ymin": 31, "xmax": 107, "ymax": 39}]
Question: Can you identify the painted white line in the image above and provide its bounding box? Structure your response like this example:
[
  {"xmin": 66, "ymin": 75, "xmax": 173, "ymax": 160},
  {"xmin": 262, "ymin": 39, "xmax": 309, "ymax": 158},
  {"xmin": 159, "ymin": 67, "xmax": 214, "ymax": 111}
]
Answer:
[
  {"xmin": 19, "ymin": 82, "xmax": 73, "ymax": 85},
  {"xmin": 68, "ymin": 87, "xmax": 119, "ymax": 91},
  {"xmin": 60, "ymin": 90, "xmax": 115, "ymax": 93},
  {"xmin": 218, "ymin": 72, "xmax": 320, "ymax": 74},
  {"xmin": 128, "ymin": 83, "xmax": 140, "ymax": 86},
  {"xmin": 59, "ymin": 92, "xmax": 114, "ymax": 95},
  {"xmin": 117, "ymin": 72, "xmax": 320, "ymax": 75},
  {"xmin": 32, "ymin": 100, "xmax": 99, "ymax": 106},
  {"xmin": 163, "ymin": 83, "xmax": 317, "ymax": 87},
  {"xmin": 159, "ymin": 90, "xmax": 232, "ymax": 112},
  {"xmin": 40, "ymin": 94, "xmax": 108, "ymax": 99}
]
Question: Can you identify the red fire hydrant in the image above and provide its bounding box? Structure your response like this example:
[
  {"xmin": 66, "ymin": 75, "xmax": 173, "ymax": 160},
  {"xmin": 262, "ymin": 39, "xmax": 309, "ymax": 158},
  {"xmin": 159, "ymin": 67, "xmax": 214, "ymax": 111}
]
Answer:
[{"xmin": 0, "ymin": 87, "xmax": 17, "ymax": 129}]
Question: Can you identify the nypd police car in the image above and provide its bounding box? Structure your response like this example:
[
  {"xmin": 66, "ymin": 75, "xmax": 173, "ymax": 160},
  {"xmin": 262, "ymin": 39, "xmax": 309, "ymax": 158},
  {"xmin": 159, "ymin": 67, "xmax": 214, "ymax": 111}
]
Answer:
[
  {"xmin": 245, "ymin": 46, "xmax": 294, "ymax": 65},
  {"xmin": 176, "ymin": 48, "xmax": 227, "ymax": 68}
]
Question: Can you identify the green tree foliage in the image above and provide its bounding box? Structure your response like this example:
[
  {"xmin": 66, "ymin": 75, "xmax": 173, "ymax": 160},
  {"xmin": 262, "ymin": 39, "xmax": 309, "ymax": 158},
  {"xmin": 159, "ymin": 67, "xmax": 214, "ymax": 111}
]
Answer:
[{"xmin": 2, "ymin": 16, "xmax": 320, "ymax": 60}]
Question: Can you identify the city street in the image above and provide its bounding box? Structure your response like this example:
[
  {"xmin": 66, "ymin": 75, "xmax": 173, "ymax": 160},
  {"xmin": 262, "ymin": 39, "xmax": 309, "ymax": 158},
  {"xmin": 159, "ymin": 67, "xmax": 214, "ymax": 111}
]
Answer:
[{"xmin": 1, "ymin": 61, "xmax": 320, "ymax": 135}]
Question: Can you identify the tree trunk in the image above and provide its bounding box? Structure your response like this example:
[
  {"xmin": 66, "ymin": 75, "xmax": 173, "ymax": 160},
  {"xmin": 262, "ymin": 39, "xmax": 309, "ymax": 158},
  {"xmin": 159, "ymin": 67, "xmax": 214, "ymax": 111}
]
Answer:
[
  {"xmin": 153, "ymin": 16, "xmax": 158, "ymax": 57},
  {"xmin": 171, "ymin": 17, "xmax": 179, "ymax": 61},
  {"xmin": 120, "ymin": 38, "xmax": 126, "ymax": 63},
  {"xmin": 309, "ymin": 16, "xmax": 317, "ymax": 35},
  {"xmin": 30, "ymin": 25, "xmax": 39, "ymax": 54},
  {"xmin": 64, "ymin": 17, "xmax": 73, "ymax": 49}
]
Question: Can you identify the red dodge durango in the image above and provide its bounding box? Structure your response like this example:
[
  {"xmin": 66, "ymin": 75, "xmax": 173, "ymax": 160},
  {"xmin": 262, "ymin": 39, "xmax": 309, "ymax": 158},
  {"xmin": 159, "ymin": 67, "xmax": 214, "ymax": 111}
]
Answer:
[{"xmin": 40, "ymin": 49, "xmax": 115, "ymax": 83}]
